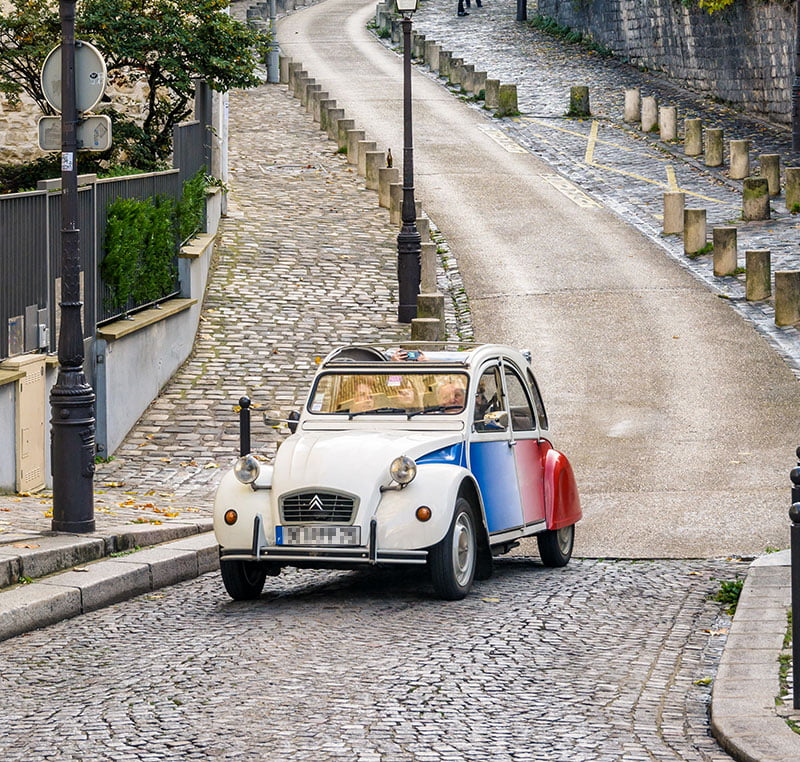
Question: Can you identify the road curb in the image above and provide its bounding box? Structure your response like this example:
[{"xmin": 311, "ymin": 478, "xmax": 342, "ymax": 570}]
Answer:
[
  {"xmin": 0, "ymin": 530, "xmax": 219, "ymax": 643},
  {"xmin": 711, "ymin": 551, "xmax": 800, "ymax": 761}
]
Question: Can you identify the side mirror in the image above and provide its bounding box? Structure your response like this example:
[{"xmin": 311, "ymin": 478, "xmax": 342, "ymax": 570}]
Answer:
[
  {"xmin": 287, "ymin": 410, "xmax": 300, "ymax": 434},
  {"xmin": 483, "ymin": 410, "xmax": 508, "ymax": 428}
]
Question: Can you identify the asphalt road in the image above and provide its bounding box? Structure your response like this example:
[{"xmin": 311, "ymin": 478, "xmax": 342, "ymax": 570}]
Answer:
[{"xmin": 277, "ymin": 0, "xmax": 798, "ymax": 560}]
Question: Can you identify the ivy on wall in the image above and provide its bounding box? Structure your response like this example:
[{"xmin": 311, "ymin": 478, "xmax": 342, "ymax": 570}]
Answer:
[{"xmin": 101, "ymin": 169, "xmax": 209, "ymax": 310}]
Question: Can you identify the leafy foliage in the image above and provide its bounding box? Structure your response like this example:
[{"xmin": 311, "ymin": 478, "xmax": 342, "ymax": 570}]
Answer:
[
  {"xmin": 695, "ymin": 0, "xmax": 735, "ymax": 13},
  {"xmin": 712, "ymin": 577, "xmax": 744, "ymax": 615},
  {"xmin": 0, "ymin": 0, "xmax": 271, "ymax": 169},
  {"xmin": 101, "ymin": 169, "xmax": 208, "ymax": 310}
]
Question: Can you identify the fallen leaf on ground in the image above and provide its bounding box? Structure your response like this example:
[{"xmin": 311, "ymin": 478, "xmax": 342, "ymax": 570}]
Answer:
[
  {"xmin": 481, "ymin": 598, "xmax": 500, "ymax": 603},
  {"xmin": 12, "ymin": 543, "xmax": 39, "ymax": 549},
  {"xmin": 72, "ymin": 566, "xmax": 89, "ymax": 572}
]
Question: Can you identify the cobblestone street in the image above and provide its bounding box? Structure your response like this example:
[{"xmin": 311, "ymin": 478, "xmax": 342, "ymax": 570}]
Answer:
[
  {"xmin": 0, "ymin": 558, "xmax": 737, "ymax": 761},
  {"xmin": 410, "ymin": 0, "xmax": 800, "ymax": 375}
]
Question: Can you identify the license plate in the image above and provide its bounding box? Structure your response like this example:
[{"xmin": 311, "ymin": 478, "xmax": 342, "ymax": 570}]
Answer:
[{"xmin": 276, "ymin": 525, "xmax": 361, "ymax": 546}]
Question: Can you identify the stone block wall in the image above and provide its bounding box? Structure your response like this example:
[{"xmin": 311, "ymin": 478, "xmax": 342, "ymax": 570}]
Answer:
[{"xmin": 535, "ymin": 0, "xmax": 794, "ymax": 124}]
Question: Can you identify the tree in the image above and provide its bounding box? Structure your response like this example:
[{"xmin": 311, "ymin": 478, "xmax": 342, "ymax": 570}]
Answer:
[{"xmin": 0, "ymin": 0, "xmax": 270, "ymax": 169}]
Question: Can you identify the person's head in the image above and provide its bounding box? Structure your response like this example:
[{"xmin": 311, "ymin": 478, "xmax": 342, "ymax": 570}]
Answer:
[{"xmin": 437, "ymin": 380, "xmax": 466, "ymax": 410}]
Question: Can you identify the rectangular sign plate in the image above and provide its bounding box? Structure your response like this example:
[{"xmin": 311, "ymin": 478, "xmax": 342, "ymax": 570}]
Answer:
[
  {"xmin": 276, "ymin": 525, "xmax": 361, "ymax": 546},
  {"xmin": 38, "ymin": 115, "xmax": 112, "ymax": 152}
]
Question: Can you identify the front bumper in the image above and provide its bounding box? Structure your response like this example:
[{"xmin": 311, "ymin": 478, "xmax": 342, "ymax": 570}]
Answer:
[{"xmin": 218, "ymin": 513, "xmax": 428, "ymax": 566}]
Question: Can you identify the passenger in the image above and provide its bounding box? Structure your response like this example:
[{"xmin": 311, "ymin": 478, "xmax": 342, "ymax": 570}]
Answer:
[{"xmin": 437, "ymin": 379, "xmax": 466, "ymax": 411}]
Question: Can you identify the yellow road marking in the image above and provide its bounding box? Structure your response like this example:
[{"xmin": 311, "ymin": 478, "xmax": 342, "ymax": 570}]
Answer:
[
  {"xmin": 523, "ymin": 117, "xmax": 639, "ymax": 153},
  {"xmin": 584, "ymin": 120, "xmax": 598, "ymax": 165},
  {"xmin": 666, "ymin": 165, "xmax": 679, "ymax": 191}
]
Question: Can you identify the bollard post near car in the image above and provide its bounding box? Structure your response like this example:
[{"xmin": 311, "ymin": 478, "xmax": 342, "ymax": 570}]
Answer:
[
  {"xmin": 791, "ymin": 446, "xmax": 800, "ymax": 709},
  {"xmin": 239, "ymin": 396, "xmax": 252, "ymax": 457}
]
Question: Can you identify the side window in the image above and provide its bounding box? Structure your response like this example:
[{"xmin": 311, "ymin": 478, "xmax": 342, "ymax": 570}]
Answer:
[
  {"xmin": 473, "ymin": 367, "xmax": 507, "ymax": 432},
  {"xmin": 504, "ymin": 368, "xmax": 536, "ymax": 432},
  {"xmin": 526, "ymin": 369, "xmax": 549, "ymax": 431}
]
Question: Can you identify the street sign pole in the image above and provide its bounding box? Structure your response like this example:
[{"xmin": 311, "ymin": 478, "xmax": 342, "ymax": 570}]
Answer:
[{"xmin": 50, "ymin": 0, "xmax": 96, "ymax": 532}]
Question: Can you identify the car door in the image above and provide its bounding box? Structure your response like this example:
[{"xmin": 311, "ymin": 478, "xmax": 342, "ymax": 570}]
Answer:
[
  {"xmin": 467, "ymin": 363, "xmax": 524, "ymax": 534},
  {"xmin": 503, "ymin": 364, "xmax": 546, "ymax": 527}
]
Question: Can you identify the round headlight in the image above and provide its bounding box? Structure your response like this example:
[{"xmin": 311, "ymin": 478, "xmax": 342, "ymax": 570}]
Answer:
[
  {"xmin": 390, "ymin": 455, "xmax": 417, "ymax": 485},
  {"xmin": 234, "ymin": 454, "xmax": 260, "ymax": 484}
]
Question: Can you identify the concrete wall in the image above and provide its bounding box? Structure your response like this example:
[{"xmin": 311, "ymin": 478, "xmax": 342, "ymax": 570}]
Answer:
[
  {"xmin": 0, "ymin": 385, "xmax": 15, "ymax": 488},
  {"xmin": 534, "ymin": 0, "xmax": 795, "ymax": 124}
]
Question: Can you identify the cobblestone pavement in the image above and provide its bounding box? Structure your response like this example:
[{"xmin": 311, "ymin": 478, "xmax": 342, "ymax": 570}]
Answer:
[
  {"xmin": 409, "ymin": 0, "xmax": 800, "ymax": 376},
  {"xmin": 0, "ymin": 558, "xmax": 738, "ymax": 760},
  {"xmin": 0, "ymin": 79, "xmax": 412, "ymax": 532}
]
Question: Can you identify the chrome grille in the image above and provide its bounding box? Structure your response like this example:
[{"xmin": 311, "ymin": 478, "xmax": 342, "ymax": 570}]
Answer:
[{"xmin": 281, "ymin": 492, "xmax": 356, "ymax": 523}]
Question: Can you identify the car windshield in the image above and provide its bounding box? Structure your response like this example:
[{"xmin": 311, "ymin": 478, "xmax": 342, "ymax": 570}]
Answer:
[{"xmin": 308, "ymin": 372, "xmax": 469, "ymax": 417}]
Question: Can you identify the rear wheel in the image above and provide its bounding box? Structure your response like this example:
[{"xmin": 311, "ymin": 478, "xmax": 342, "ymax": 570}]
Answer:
[
  {"xmin": 429, "ymin": 497, "xmax": 477, "ymax": 600},
  {"xmin": 220, "ymin": 560, "xmax": 268, "ymax": 600},
  {"xmin": 537, "ymin": 524, "xmax": 575, "ymax": 567}
]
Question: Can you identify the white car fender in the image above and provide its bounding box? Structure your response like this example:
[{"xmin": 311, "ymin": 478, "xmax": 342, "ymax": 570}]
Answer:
[
  {"xmin": 375, "ymin": 463, "xmax": 476, "ymax": 550},
  {"xmin": 213, "ymin": 468, "xmax": 275, "ymax": 549}
]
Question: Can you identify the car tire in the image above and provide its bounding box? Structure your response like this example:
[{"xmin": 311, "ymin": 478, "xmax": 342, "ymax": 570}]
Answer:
[
  {"xmin": 537, "ymin": 524, "xmax": 575, "ymax": 568},
  {"xmin": 429, "ymin": 497, "xmax": 477, "ymax": 600},
  {"xmin": 220, "ymin": 560, "xmax": 268, "ymax": 600}
]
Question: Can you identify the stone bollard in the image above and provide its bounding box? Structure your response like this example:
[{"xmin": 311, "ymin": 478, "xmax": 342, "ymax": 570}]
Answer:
[
  {"xmin": 684, "ymin": 118, "xmax": 702, "ymax": 156},
  {"xmin": 624, "ymin": 89, "xmax": 640, "ymax": 123},
  {"xmin": 337, "ymin": 119, "xmax": 356, "ymax": 151},
  {"xmin": 302, "ymin": 82, "xmax": 320, "ymax": 110},
  {"xmin": 712, "ymin": 227, "xmax": 738, "ymax": 276},
  {"xmin": 786, "ymin": 167, "xmax": 800, "ymax": 212},
  {"xmin": 760, "ymin": 154, "xmax": 781, "ymax": 196},
  {"xmin": 473, "ymin": 72, "xmax": 487, "ymax": 98},
  {"xmin": 378, "ymin": 167, "xmax": 399, "ymax": 208},
  {"xmin": 745, "ymin": 250, "xmax": 771, "ymax": 301},
  {"xmin": 325, "ymin": 108, "xmax": 345, "ymax": 141},
  {"xmin": 641, "ymin": 95, "xmax": 657, "ymax": 132},
  {"xmin": 391, "ymin": 18, "xmax": 401, "ymax": 45},
  {"xmin": 389, "ymin": 183, "xmax": 403, "ymax": 225},
  {"xmin": 449, "ymin": 59, "xmax": 463, "ymax": 87},
  {"xmin": 663, "ymin": 191, "xmax": 685, "ymax": 234},
  {"xmin": 316, "ymin": 97, "xmax": 334, "ymax": 126},
  {"xmin": 568, "ymin": 86, "xmax": 591, "ymax": 117},
  {"xmin": 279, "ymin": 55, "xmax": 291, "ymax": 84},
  {"xmin": 421, "ymin": 241, "xmax": 437, "ymax": 292},
  {"xmin": 357, "ymin": 140, "xmax": 378, "ymax": 177},
  {"xmin": 462, "ymin": 65, "xmax": 476, "ymax": 94},
  {"xmin": 775, "ymin": 271, "xmax": 800, "ymax": 325},
  {"xmin": 683, "ymin": 208, "xmax": 707, "ymax": 255},
  {"xmin": 497, "ymin": 84, "xmax": 519, "ymax": 117},
  {"xmin": 412, "ymin": 32, "xmax": 426, "ymax": 59},
  {"xmin": 485, "ymin": 79, "xmax": 500, "ymax": 109},
  {"xmin": 288, "ymin": 63, "xmax": 303, "ymax": 93},
  {"xmin": 424, "ymin": 41, "xmax": 441, "ymax": 72},
  {"xmin": 416, "ymin": 215, "xmax": 431, "ymax": 242},
  {"xmin": 659, "ymin": 106, "xmax": 677, "ymax": 141},
  {"xmin": 293, "ymin": 73, "xmax": 310, "ymax": 99},
  {"xmin": 364, "ymin": 150, "xmax": 384, "ymax": 190},
  {"xmin": 411, "ymin": 317, "xmax": 442, "ymax": 342},
  {"xmin": 704, "ymin": 128, "xmax": 724, "ymax": 167},
  {"xmin": 312, "ymin": 93, "xmax": 330, "ymax": 122},
  {"xmin": 346, "ymin": 129, "xmax": 366, "ymax": 165},
  {"xmin": 438, "ymin": 51, "xmax": 452, "ymax": 79},
  {"xmin": 743, "ymin": 177, "xmax": 770, "ymax": 221},
  {"xmin": 729, "ymin": 139, "xmax": 750, "ymax": 180},
  {"xmin": 417, "ymin": 292, "xmax": 446, "ymax": 334}
]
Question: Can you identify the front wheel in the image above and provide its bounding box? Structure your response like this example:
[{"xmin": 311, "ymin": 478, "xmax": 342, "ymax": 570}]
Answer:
[
  {"xmin": 220, "ymin": 560, "xmax": 268, "ymax": 600},
  {"xmin": 429, "ymin": 497, "xmax": 477, "ymax": 600},
  {"xmin": 537, "ymin": 524, "xmax": 575, "ymax": 567}
]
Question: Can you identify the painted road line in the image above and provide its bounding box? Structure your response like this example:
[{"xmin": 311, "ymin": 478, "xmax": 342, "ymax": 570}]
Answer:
[
  {"xmin": 478, "ymin": 125, "xmax": 529, "ymax": 153},
  {"xmin": 584, "ymin": 120, "xmax": 599, "ymax": 165},
  {"xmin": 541, "ymin": 175, "xmax": 602, "ymax": 209},
  {"xmin": 666, "ymin": 165, "xmax": 679, "ymax": 191},
  {"xmin": 523, "ymin": 117, "xmax": 639, "ymax": 153}
]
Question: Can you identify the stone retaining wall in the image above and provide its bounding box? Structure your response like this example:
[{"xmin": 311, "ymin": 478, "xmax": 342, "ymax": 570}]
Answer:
[{"xmin": 534, "ymin": 0, "xmax": 794, "ymax": 124}]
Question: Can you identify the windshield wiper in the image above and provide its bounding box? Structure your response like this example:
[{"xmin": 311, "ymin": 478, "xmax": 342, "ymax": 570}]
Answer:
[
  {"xmin": 407, "ymin": 405, "xmax": 463, "ymax": 418},
  {"xmin": 348, "ymin": 407, "xmax": 408, "ymax": 420}
]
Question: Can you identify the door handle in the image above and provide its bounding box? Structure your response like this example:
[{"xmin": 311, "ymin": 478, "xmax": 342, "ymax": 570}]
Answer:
[{"xmin": 508, "ymin": 439, "xmax": 517, "ymax": 447}]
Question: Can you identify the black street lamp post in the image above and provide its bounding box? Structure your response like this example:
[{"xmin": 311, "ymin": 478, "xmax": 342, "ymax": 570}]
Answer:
[
  {"xmin": 794, "ymin": 1, "xmax": 800, "ymax": 151},
  {"xmin": 50, "ymin": 0, "xmax": 96, "ymax": 532},
  {"xmin": 396, "ymin": 0, "xmax": 421, "ymax": 324}
]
